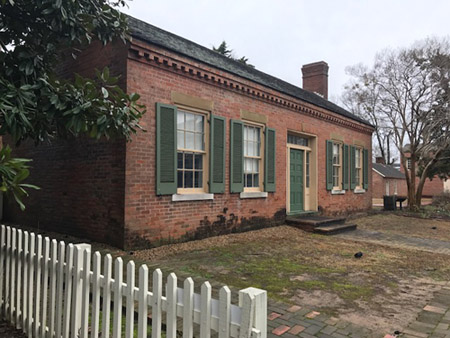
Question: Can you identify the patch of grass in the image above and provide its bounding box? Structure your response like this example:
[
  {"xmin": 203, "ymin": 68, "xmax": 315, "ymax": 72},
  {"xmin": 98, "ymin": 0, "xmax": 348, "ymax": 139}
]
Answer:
[
  {"xmin": 331, "ymin": 282, "xmax": 373, "ymax": 301},
  {"xmin": 296, "ymin": 280, "xmax": 327, "ymax": 289}
]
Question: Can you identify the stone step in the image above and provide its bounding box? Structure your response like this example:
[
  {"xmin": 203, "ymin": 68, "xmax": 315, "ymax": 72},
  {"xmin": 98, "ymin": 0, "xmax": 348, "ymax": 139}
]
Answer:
[
  {"xmin": 286, "ymin": 216, "xmax": 346, "ymax": 228},
  {"xmin": 313, "ymin": 223, "xmax": 357, "ymax": 235}
]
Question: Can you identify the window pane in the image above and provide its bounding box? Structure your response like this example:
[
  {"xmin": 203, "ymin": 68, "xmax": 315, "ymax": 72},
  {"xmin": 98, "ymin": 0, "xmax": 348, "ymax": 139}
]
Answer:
[
  {"xmin": 177, "ymin": 112, "xmax": 184, "ymax": 130},
  {"xmin": 246, "ymin": 127, "xmax": 252, "ymax": 142},
  {"xmin": 254, "ymin": 141, "xmax": 260, "ymax": 157},
  {"xmin": 194, "ymin": 154, "xmax": 203, "ymax": 169},
  {"xmin": 185, "ymin": 132, "xmax": 194, "ymax": 149},
  {"xmin": 246, "ymin": 174, "xmax": 253, "ymax": 187},
  {"xmin": 245, "ymin": 127, "xmax": 250, "ymax": 142},
  {"xmin": 177, "ymin": 153, "xmax": 183, "ymax": 169},
  {"xmin": 185, "ymin": 113, "xmax": 195, "ymax": 131},
  {"xmin": 247, "ymin": 141, "xmax": 254, "ymax": 156},
  {"xmin": 177, "ymin": 131, "xmax": 184, "ymax": 149},
  {"xmin": 194, "ymin": 133, "xmax": 203, "ymax": 151},
  {"xmin": 177, "ymin": 170, "xmax": 183, "ymax": 188},
  {"xmin": 184, "ymin": 171, "xmax": 193, "ymax": 188},
  {"xmin": 185, "ymin": 153, "xmax": 193, "ymax": 169},
  {"xmin": 287, "ymin": 134, "xmax": 308, "ymax": 146},
  {"xmin": 254, "ymin": 159, "xmax": 259, "ymax": 173},
  {"xmin": 253, "ymin": 174, "xmax": 259, "ymax": 187},
  {"xmin": 194, "ymin": 171, "xmax": 203, "ymax": 188},
  {"xmin": 195, "ymin": 115, "xmax": 204, "ymax": 133},
  {"xmin": 244, "ymin": 158, "xmax": 252, "ymax": 172}
]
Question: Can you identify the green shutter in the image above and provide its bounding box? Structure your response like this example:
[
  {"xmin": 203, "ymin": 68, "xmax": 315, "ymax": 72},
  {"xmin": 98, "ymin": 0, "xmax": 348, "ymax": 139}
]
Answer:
[
  {"xmin": 209, "ymin": 115, "xmax": 226, "ymax": 193},
  {"xmin": 326, "ymin": 140, "xmax": 333, "ymax": 191},
  {"xmin": 343, "ymin": 144, "xmax": 349, "ymax": 190},
  {"xmin": 156, "ymin": 103, "xmax": 177, "ymax": 195},
  {"xmin": 363, "ymin": 148, "xmax": 369, "ymax": 190},
  {"xmin": 265, "ymin": 128, "xmax": 276, "ymax": 192},
  {"xmin": 350, "ymin": 146, "xmax": 356, "ymax": 190},
  {"xmin": 230, "ymin": 120, "xmax": 244, "ymax": 193}
]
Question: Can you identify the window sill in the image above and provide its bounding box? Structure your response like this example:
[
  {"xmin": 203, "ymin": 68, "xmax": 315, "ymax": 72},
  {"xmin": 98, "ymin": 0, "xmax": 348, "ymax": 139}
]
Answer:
[
  {"xmin": 331, "ymin": 189, "xmax": 346, "ymax": 195},
  {"xmin": 354, "ymin": 188, "xmax": 366, "ymax": 194},
  {"xmin": 172, "ymin": 193, "xmax": 214, "ymax": 202},
  {"xmin": 240, "ymin": 191, "xmax": 268, "ymax": 199}
]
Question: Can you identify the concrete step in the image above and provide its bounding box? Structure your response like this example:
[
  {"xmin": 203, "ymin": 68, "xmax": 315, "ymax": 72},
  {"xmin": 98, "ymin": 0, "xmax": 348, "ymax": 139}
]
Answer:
[{"xmin": 313, "ymin": 223, "xmax": 357, "ymax": 235}]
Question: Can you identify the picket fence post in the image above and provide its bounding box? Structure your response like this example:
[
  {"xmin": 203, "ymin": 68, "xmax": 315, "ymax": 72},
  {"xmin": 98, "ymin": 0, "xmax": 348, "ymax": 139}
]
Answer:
[
  {"xmin": 239, "ymin": 287, "xmax": 267, "ymax": 338},
  {"xmin": 71, "ymin": 243, "xmax": 91, "ymax": 338}
]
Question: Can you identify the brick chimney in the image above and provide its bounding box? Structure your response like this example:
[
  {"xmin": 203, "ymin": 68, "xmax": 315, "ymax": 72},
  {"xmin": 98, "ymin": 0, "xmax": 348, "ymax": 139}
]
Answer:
[
  {"xmin": 302, "ymin": 61, "xmax": 329, "ymax": 99},
  {"xmin": 375, "ymin": 156, "xmax": 386, "ymax": 164}
]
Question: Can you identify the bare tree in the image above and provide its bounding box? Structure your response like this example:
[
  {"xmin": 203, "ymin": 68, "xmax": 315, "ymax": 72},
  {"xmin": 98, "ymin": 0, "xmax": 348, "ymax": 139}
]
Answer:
[
  {"xmin": 343, "ymin": 38, "xmax": 450, "ymax": 210},
  {"xmin": 341, "ymin": 64, "xmax": 396, "ymax": 164}
]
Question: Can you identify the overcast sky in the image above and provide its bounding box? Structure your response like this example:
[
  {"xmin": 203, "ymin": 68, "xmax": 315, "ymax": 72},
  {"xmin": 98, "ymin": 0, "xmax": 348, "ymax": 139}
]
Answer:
[{"xmin": 122, "ymin": 0, "xmax": 450, "ymax": 103}]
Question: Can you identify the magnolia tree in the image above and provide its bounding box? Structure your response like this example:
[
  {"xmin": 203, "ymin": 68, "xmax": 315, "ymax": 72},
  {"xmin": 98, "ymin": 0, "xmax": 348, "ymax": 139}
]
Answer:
[
  {"xmin": 0, "ymin": 0, "xmax": 145, "ymax": 209},
  {"xmin": 342, "ymin": 38, "xmax": 450, "ymax": 210}
]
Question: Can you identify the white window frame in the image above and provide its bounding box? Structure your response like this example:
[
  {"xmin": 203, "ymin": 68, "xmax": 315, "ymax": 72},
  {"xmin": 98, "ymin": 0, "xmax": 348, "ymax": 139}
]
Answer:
[
  {"xmin": 176, "ymin": 107, "xmax": 209, "ymax": 194},
  {"xmin": 332, "ymin": 142, "xmax": 342, "ymax": 190},
  {"xmin": 355, "ymin": 147, "xmax": 363, "ymax": 189},
  {"xmin": 243, "ymin": 122, "xmax": 264, "ymax": 192}
]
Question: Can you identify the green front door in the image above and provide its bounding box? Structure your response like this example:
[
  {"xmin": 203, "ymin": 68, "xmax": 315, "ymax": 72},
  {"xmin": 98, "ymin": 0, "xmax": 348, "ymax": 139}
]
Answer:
[{"xmin": 290, "ymin": 149, "xmax": 304, "ymax": 213}]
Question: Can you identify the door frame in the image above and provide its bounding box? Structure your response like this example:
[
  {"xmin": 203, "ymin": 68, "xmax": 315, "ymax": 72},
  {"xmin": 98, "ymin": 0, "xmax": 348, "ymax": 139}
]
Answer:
[{"xmin": 286, "ymin": 131, "xmax": 318, "ymax": 214}]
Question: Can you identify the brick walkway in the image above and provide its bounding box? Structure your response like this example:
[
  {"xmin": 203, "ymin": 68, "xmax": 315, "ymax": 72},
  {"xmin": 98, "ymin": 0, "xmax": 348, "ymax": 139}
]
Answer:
[
  {"xmin": 400, "ymin": 284, "xmax": 450, "ymax": 338},
  {"xmin": 336, "ymin": 229, "xmax": 450, "ymax": 255},
  {"xmin": 267, "ymin": 301, "xmax": 377, "ymax": 338},
  {"xmin": 267, "ymin": 284, "xmax": 450, "ymax": 338}
]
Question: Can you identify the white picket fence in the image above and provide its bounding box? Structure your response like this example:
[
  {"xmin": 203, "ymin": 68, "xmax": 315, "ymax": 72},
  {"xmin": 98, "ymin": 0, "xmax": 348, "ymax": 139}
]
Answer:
[{"xmin": 0, "ymin": 225, "xmax": 267, "ymax": 338}]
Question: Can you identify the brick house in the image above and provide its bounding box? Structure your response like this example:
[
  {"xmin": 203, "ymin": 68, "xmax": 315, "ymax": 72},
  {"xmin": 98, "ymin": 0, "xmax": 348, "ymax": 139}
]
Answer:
[
  {"xmin": 372, "ymin": 160, "xmax": 406, "ymax": 198},
  {"xmin": 4, "ymin": 16, "xmax": 374, "ymax": 249}
]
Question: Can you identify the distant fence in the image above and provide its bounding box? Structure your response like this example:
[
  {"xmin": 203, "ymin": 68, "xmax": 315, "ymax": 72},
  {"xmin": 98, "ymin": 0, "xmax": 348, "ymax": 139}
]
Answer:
[{"xmin": 0, "ymin": 225, "xmax": 267, "ymax": 338}]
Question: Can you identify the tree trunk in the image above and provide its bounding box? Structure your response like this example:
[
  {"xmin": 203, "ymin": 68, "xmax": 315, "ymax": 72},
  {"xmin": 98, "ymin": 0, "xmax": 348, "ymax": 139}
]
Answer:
[
  {"xmin": 415, "ymin": 175, "xmax": 427, "ymax": 208},
  {"xmin": 407, "ymin": 156, "xmax": 418, "ymax": 211}
]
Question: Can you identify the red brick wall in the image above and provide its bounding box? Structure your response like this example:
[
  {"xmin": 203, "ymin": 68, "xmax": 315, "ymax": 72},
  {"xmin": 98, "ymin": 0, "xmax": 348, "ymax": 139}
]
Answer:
[
  {"xmin": 123, "ymin": 40, "xmax": 373, "ymax": 248},
  {"xmin": 4, "ymin": 41, "xmax": 129, "ymax": 247},
  {"xmin": 4, "ymin": 138, "xmax": 126, "ymax": 247},
  {"xmin": 371, "ymin": 171, "xmax": 407, "ymax": 198},
  {"xmin": 400, "ymin": 153, "xmax": 444, "ymax": 197},
  {"xmin": 372, "ymin": 172, "xmax": 384, "ymax": 198}
]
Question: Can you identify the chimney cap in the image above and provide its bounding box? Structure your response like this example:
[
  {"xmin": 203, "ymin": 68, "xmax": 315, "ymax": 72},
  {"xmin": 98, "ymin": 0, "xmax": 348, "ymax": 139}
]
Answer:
[
  {"xmin": 302, "ymin": 61, "xmax": 329, "ymax": 69},
  {"xmin": 302, "ymin": 61, "xmax": 329, "ymax": 99}
]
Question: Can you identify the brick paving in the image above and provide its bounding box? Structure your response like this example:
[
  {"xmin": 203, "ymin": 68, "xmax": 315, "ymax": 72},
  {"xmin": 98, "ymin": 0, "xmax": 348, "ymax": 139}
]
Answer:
[
  {"xmin": 267, "ymin": 285, "xmax": 450, "ymax": 338},
  {"xmin": 399, "ymin": 285, "xmax": 450, "ymax": 338},
  {"xmin": 267, "ymin": 300, "xmax": 376, "ymax": 338}
]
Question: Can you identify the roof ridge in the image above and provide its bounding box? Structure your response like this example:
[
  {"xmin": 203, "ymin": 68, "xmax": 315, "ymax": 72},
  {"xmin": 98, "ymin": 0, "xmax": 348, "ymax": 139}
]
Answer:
[{"xmin": 125, "ymin": 14, "xmax": 373, "ymax": 128}]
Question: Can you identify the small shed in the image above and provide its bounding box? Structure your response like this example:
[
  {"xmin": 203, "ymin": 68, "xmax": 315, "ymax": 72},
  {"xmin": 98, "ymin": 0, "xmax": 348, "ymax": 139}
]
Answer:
[{"xmin": 372, "ymin": 163, "xmax": 406, "ymax": 198}]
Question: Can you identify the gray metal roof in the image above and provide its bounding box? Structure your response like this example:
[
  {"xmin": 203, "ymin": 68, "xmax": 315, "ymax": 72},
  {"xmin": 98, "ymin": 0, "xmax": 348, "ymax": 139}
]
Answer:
[
  {"xmin": 126, "ymin": 15, "xmax": 373, "ymax": 128},
  {"xmin": 373, "ymin": 163, "xmax": 405, "ymax": 179}
]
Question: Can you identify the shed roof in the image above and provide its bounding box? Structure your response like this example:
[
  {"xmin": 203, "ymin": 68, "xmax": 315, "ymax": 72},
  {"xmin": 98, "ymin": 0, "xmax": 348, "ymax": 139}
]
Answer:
[
  {"xmin": 127, "ymin": 15, "xmax": 373, "ymax": 128},
  {"xmin": 372, "ymin": 163, "xmax": 405, "ymax": 179}
]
